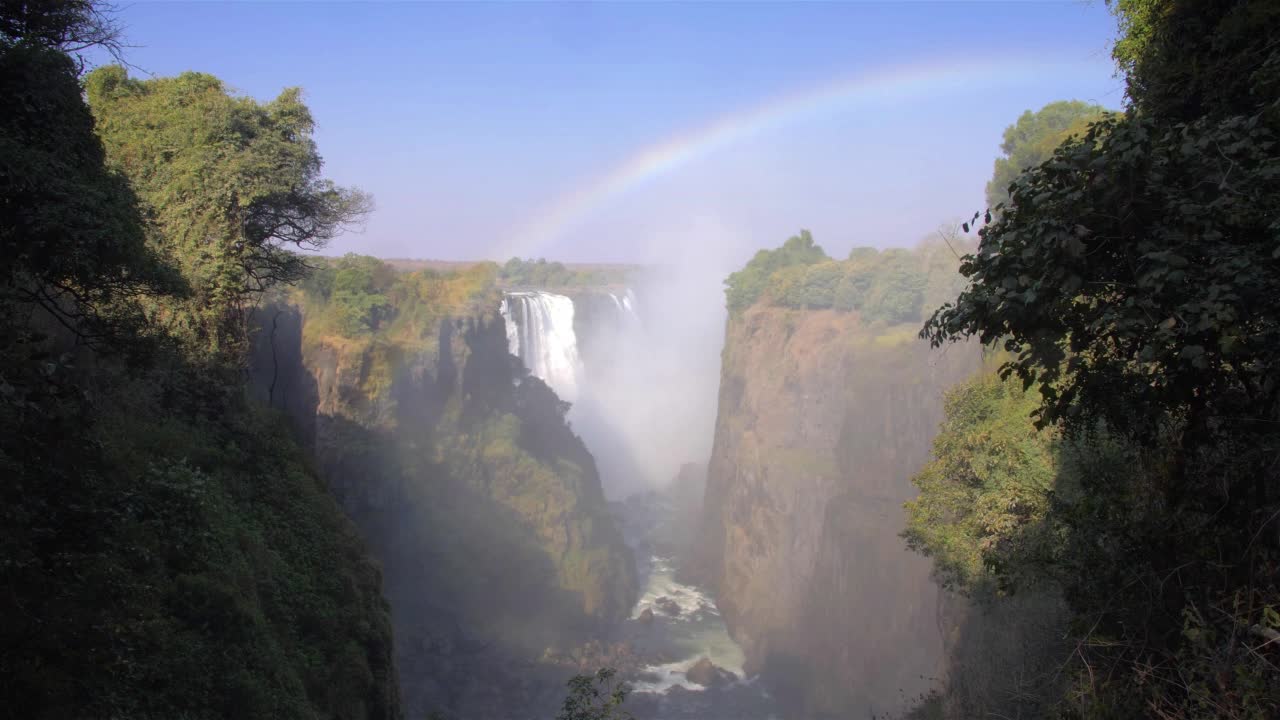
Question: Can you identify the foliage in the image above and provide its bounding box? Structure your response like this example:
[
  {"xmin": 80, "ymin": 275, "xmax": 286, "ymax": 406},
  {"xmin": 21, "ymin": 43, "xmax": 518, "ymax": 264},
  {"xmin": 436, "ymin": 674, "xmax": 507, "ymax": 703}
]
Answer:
[
  {"xmin": 860, "ymin": 249, "xmax": 929, "ymax": 323},
  {"xmin": 724, "ymin": 230, "xmax": 956, "ymax": 324},
  {"xmin": 299, "ymin": 254, "xmax": 500, "ymax": 341},
  {"xmin": 917, "ymin": 0, "xmax": 1280, "ymax": 716},
  {"xmin": 0, "ymin": 36, "xmax": 178, "ymax": 347},
  {"xmin": 1110, "ymin": 0, "xmax": 1280, "ymax": 122},
  {"xmin": 986, "ymin": 100, "xmax": 1108, "ymax": 208},
  {"xmin": 927, "ymin": 110, "xmax": 1280, "ymax": 444},
  {"xmin": 724, "ymin": 229, "xmax": 827, "ymax": 312},
  {"xmin": 498, "ymin": 257, "xmax": 628, "ymax": 289},
  {"xmin": 1, "ymin": 376, "xmax": 400, "ymax": 720},
  {"xmin": 301, "ymin": 253, "xmax": 396, "ymax": 335},
  {"xmin": 903, "ymin": 373, "xmax": 1057, "ymax": 595},
  {"xmin": 555, "ymin": 668, "xmax": 634, "ymax": 720},
  {"xmin": 0, "ymin": 4, "xmax": 400, "ymax": 716},
  {"xmin": 85, "ymin": 65, "xmax": 372, "ymax": 358},
  {"xmin": 296, "ymin": 253, "xmax": 638, "ymax": 706},
  {"xmin": 0, "ymin": 0, "xmax": 126, "ymax": 65}
]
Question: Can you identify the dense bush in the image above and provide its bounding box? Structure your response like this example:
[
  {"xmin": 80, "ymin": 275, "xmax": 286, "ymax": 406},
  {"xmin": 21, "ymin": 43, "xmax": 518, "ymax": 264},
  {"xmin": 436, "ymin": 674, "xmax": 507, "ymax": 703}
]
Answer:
[
  {"xmin": 915, "ymin": 0, "xmax": 1280, "ymax": 716},
  {"xmin": 985, "ymin": 100, "xmax": 1107, "ymax": 208},
  {"xmin": 903, "ymin": 372, "xmax": 1057, "ymax": 595},
  {"xmin": 723, "ymin": 231, "xmax": 948, "ymax": 324},
  {"xmin": 724, "ymin": 229, "xmax": 827, "ymax": 312},
  {"xmin": 0, "ymin": 4, "xmax": 400, "ymax": 716},
  {"xmin": 499, "ymin": 257, "xmax": 628, "ymax": 288},
  {"xmin": 85, "ymin": 64, "xmax": 370, "ymax": 359},
  {"xmin": 300, "ymin": 254, "xmax": 500, "ymax": 342}
]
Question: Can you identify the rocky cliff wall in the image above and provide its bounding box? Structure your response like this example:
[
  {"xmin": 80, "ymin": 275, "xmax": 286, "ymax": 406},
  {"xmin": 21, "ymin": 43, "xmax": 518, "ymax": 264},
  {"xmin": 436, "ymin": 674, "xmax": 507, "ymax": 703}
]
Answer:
[
  {"xmin": 699, "ymin": 306, "xmax": 981, "ymax": 716},
  {"xmin": 251, "ymin": 301, "xmax": 636, "ymax": 719}
]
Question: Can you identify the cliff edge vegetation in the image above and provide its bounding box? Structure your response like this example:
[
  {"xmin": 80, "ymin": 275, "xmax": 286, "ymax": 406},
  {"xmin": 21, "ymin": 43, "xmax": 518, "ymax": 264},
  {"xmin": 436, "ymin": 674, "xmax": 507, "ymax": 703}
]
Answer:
[
  {"xmin": 913, "ymin": 1, "xmax": 1280, "ymax": 716},
  {"xmin": 257, "ymin": 254, "xmax": 637, "ymax": 719},
  {"xmin": 700, "ymin": 233, "xmax": 982, "ymax": 716},
  {"xmin": 724, "ymin": 229, "xmax": 970, "ymax": 321},
  {"xmin": 1, "ymin": 4, "xmax": 399, "ymax": 718}
]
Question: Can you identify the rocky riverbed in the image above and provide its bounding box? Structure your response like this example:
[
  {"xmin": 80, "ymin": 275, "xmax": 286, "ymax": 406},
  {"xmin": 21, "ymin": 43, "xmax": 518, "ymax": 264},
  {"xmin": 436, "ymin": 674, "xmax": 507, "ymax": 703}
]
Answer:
[{"xmin": 610, "ymin": 487, "xmax": 782, "ymax": 720}]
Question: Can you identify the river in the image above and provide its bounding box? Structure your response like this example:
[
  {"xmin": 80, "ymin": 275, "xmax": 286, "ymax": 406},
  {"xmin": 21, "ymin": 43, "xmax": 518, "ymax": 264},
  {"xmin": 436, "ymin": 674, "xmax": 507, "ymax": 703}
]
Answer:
[{"xmin": 610, "ymin": 491, "xmax": 782, "ymax": 720}]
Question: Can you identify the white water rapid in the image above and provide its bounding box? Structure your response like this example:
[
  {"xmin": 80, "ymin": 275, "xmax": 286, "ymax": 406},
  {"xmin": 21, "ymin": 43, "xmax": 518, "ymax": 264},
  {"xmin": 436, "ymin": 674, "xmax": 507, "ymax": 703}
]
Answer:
[
  {"xmin": 501, "ymin": 288, "xmax": 775, "ymax": 717},
  {"xmin": 612, "ymin": 493, "xmax": 780, "ymax": 719},
  {"xmin": 628, "ymin": 555, "xmax": 747, "ymax": 694}
]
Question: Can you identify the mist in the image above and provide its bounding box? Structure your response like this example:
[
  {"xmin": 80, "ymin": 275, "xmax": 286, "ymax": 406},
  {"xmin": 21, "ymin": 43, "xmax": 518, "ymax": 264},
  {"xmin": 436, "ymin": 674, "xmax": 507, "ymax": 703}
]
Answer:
[
  {"xmin": 16, "ymin": 1, "xmax": 1251, "ymax": 719},
  {"xmin": 525, "ymin": 219, "xmax": 747, "ymax": 498}
]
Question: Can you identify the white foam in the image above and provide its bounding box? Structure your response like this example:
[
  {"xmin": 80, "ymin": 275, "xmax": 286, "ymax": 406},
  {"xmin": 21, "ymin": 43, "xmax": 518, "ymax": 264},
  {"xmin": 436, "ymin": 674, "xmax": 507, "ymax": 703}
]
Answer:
[
  {"xmin": 631, "ymin": 556, "xmax": 719, "ymax": 621},
  {"xmin": 501, "ymin": 291, "xmax": 583, "ymax": 402}
]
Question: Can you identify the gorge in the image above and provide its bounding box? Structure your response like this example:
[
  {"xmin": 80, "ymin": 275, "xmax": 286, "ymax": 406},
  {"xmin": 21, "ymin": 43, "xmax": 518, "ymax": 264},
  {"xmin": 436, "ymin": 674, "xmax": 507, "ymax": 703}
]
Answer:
[
  {"xmin": 245, "ymin": 241, "xmax": 979, "ymax": 719},
  {"xmin": 10, "ymin": 3, "xmax": 1275, "ymax": 717}
]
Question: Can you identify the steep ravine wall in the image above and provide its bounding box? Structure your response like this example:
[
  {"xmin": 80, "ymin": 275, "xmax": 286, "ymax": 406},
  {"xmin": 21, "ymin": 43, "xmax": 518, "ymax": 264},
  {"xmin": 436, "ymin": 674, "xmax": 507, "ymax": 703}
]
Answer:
[
  {"xmin": 699, "ymin": 306, "xmax": 982, "ymax": 716},
  {"xmin": 251, "ymin": 302, "xmax": 636, "ymax": 720}
]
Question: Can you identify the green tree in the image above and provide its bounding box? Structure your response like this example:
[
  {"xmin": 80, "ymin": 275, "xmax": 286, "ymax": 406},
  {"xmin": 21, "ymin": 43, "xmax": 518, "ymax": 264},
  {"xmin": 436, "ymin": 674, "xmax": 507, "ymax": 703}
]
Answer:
[
  {"xmin": 832, "ymin": 248, "xmax": 879, "ymax": 311},
  {"xmin": 724, "ymin": 228, "xmax": 827, "ymax": 312},
  {"xmin": 0, "ymin": 0, "xmax": 125, "ymax": 65},
  {"xmin": 903, "ymin": 373, "xmax": 1058, "ymax": 595},
  {"xmin": 555, "ymin": 669, "xmax": 633, "ymax": 720},
  {"xmin": 862, "ymin": 249, "xmax": 926, "ymax": 323},
  {"xmin": 497, "ymin": 257, "xmax": 626, "ymax": 288},
  {"xmin": 725, "ymin": 234, "xmax": 958, "ymax": 322},
  {"xmin": 327, "ymin": 254, "xmax": 395, "ymax": 335},
  {"xmin": 84, "ymin": 66, "xmax": 372, "ymax": 357},
  {"xmin": 1, "ymin": 5, "xmax": 401, "ymax": 717},
  {"xmin": 985, "ymin": 100, "xmax": 1107, "ymax": 209},
  {"xmin": 1, "ymin": 6, "xmax": 177, "ymax": 346},
  {"xmin": 1111, "ymin": 0, "xmax": 1280, "ymax": 122},
  {"xmin": 794, "ymin": 260, "xmax": 844, "ymax": 308},
  {"xmin": 920, "ymin": 0, "xmax": 1280, "ymax": 714}
]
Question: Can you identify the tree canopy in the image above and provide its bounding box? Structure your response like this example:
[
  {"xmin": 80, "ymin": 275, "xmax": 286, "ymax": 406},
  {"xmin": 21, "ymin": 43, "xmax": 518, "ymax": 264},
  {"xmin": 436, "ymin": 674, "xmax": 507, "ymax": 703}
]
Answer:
[
  {"xmin": 724, "ymin": 229, "xmax": 827, "ymax": 312},
  {"xmin": 85, "ymin": 66, "xmax": 371, "ymax": 356},
  {"xmin": 1, "ymin": 4, "xmax": 400, "ymax": 717},
  {"xmin": 497, "ymin": 257, "xmax": 628, "ymax": 289},
  {"xmin": 723, "ymin": 230, "xmax": 965, "ymax": 324},
  {"xmin": 984, "ymin": 100, "xmax": 1108, "ymax": 208},
  {"xmin": 915, "ymin": 0, "xmax": 1280, "ymax": 714},
  {"xmin": 1, "ymin": 21, "xmax": 176, "ymax": 345}
]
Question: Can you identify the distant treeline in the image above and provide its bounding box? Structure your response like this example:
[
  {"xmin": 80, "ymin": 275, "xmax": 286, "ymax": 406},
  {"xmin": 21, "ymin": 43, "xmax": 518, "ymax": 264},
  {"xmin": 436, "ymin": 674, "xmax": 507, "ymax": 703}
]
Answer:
[
  {"xmin": 298, "ymin": 254, "xmax": 498, "ymax": 338},
  {"xmin": 723, "ymin": 230, "xmax": 970, "ymax": 322},
  {"xmin": 295, "ymin": 254, "xmax": 641, "ymax": 338},
  {"xmin": 498, "ymin": 257, "xmax": 632, "ymax": 289}
]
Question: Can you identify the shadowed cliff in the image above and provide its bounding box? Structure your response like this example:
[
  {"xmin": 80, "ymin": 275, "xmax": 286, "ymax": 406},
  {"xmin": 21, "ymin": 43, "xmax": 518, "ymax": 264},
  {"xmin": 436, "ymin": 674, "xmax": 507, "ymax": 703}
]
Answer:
[{"xmin": 250, "ymin": 258, "xmax": 637, "ymax": 719}]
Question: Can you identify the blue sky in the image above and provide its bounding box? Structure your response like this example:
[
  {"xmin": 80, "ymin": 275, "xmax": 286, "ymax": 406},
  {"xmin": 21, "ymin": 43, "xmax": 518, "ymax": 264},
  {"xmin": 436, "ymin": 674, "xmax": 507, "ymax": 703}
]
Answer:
[{"xmin": 97, "ymin": 1, "xmax": 1125, "ymax": 265}]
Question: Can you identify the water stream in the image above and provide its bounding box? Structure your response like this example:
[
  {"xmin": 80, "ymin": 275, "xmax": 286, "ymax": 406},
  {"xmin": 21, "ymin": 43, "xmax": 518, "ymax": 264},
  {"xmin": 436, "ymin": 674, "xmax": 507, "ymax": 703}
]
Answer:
[{"xmin": 611, "ymin": 493, "xmax": 781, "ymax": 720}]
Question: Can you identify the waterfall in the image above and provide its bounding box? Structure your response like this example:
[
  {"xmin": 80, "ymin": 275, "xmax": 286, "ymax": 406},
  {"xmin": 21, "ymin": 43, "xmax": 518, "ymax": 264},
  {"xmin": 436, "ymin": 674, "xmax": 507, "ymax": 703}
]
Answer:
[
  {"xmin": 502, "ymin": 287, "xmax": 666, "ymax": 494},
  {"xmin": 501, "ymin": 291, "xmax": 584, "ymax": 403},
  {"xmin": 608, "ymin": 289, "xmax": 641, "ymax": 327},
  {"xmin": 499, "ymin": 296, "xmax": 521, "ymax": 357}
]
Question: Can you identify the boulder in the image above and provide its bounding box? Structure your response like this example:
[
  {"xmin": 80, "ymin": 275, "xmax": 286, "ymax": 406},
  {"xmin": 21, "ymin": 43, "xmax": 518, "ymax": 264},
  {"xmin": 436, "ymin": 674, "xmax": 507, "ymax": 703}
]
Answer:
[
  {"xmin": 638, "ymin": 607, "xmax": 655, "ymax": 625},
  {"xmin": 684, "ymin": 657, "xmax": 737, "ymax": 688},
  {"xmin": 654, "ymin": 596, "xmax": 681, "ymax": 616}
]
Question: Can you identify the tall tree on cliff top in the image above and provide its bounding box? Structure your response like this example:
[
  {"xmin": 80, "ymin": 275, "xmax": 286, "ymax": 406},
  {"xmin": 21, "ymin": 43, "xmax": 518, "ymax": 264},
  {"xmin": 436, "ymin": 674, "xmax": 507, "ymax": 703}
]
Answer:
[
  {"xmin": 724, "ymin": 229, "xmax": 827, "ymax": 312},
  {"xmin": 922, "ymin": 0, "xmax": 1280, "ymax": 714},
  {"xmin": 984, "ymin": 100, "xmax": 1107, "ymax": 208},
  {"xmin": 1, "ymin": 1, "xmax": 177, "ymax": 346},
  {"xmin": 84, "ymin": 66, "xmax": 372, "ymax": 359}
]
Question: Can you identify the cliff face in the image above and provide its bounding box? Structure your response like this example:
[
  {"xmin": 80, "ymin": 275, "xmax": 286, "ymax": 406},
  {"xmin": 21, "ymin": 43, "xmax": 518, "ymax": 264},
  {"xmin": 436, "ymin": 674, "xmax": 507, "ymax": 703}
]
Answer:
[
  {"xmin": 252, "ymin": 300, "xmax": 636, "ymax": 719},
  {"xmin": 700, "ymin": 306, "xmax": 981, "ymax": 716}
]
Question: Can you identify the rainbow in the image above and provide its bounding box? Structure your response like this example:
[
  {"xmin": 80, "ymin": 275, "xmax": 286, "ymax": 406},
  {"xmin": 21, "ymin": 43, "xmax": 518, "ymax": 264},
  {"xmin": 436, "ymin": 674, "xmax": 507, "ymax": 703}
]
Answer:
[{"xmin": 497, "ymin": 58, "xmax": 1103, "ymax": 259}]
